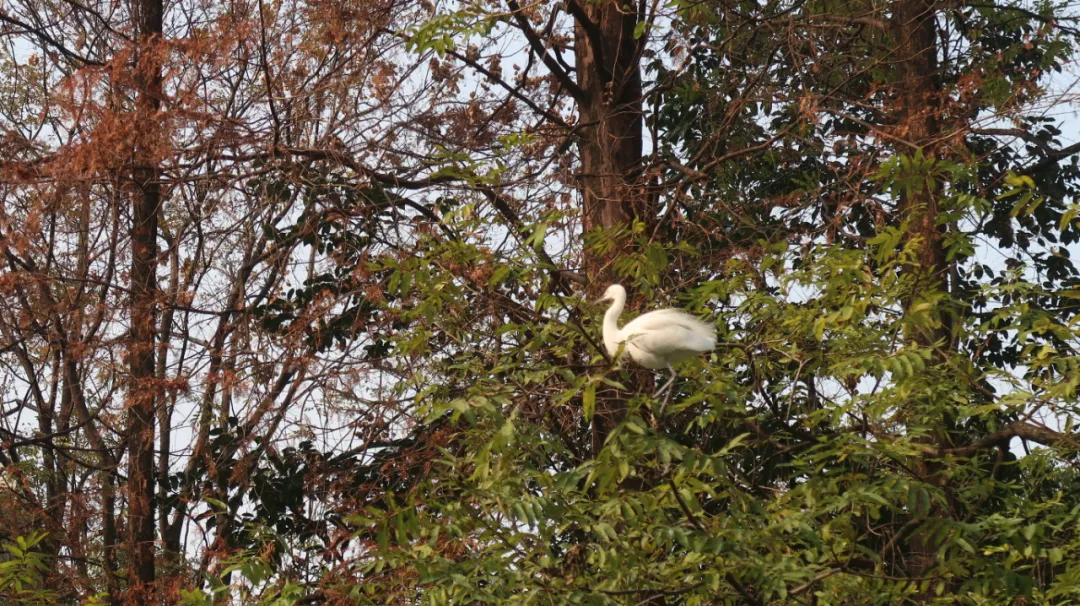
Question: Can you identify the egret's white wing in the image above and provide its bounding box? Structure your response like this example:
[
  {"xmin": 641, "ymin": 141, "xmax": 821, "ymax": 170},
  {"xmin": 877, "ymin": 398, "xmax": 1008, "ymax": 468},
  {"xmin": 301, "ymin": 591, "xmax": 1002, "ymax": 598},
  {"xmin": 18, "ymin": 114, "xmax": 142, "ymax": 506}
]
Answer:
[
  {"xmin": 622, "ymin": 309, "xmax": 716, "ymax": 355},
  {"xmin": 623, "ymin": 309, "xmax": 716, "ymax": 342}
]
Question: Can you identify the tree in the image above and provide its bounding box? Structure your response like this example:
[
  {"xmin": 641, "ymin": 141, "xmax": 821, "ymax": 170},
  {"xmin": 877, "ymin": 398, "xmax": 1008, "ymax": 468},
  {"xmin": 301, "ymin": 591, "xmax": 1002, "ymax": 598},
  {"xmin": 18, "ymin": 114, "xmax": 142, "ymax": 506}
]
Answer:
[
  {"xmin": 127, "ymin": 0, "xmax": 165, "ymax": 593},
  {"xmin": 345, "ymin": 0, "xmax": 1080, "ymax": 603},
  {"xmin": 1, "ymin": 0, "xmax": 468, "ymax": 600},
  {"xmin": 3, "ymin": 0, "xmax": 1080, "ymax": 603}
]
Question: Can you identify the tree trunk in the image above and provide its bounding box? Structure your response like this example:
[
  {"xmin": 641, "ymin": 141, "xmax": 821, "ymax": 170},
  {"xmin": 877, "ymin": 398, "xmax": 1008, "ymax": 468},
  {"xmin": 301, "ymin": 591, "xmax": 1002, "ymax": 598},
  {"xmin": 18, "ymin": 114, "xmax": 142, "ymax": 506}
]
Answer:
[
  {"xmin": 892, "ymin": 0, "xmax": 945, "ymax": 278},
  {"xmin": 569, "ymin": 0, "xmax": 648, "ymax": 449},
  {"xmin": 890, "ymin": 0, "xmax": 949, "ymax": 585},
  {"xmin": 125, "ymin": 0, "xmax": 164, "ymax": 594},
  {"xmin": 157, "ymin": 225, "xmax": 181, "ymax": 571},
  {"xmin": 573, "ymin": 0, "xmax": 646, "ymax": 270}
]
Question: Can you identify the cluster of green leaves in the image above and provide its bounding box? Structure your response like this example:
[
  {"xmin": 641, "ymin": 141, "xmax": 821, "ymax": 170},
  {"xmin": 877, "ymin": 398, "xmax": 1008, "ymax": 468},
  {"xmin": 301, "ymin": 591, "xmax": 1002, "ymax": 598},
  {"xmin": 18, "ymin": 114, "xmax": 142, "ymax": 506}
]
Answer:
[
  {"xmin": 0, "ymin": 533, "xmax": 58, "ymax": 605},
  {"xmin": 331, "ymin": 166, "xmax": 1080, "ymax": 603},
  {"xmin": 179, "ymin": 538, "xmax": 309, "ymax": 606},
  {"xmin": 156, "ymin": 1, "xmax": 1080, "ymax": 603}
]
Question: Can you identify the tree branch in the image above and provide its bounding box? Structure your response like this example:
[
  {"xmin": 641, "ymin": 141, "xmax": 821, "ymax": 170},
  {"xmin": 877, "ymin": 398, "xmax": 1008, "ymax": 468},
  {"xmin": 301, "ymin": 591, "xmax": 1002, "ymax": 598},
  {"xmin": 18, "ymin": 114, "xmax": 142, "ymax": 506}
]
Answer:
[
  {"xmin": 443, "ymin": 47, "xmax": 572, "ymax": 129},
  {"xmin": 668, "ymin": 479, "xmax": 765, "ymax": 606},
  {"xmin": 382, "ymin": 26, "xmax": 573, "ymax": 130},
  {"xmin": 971, "ymin": 127, "xmax": 1054, "ymax": 156},
  {"xmin": 0, "ymin": 11, "xmax": 104, "ymax": 65},
  {"xmin": 965, "ymin": 3, "xmax": 1080, "ymax": 36},
  {"xmin": 942, "ymin": 421, "xmax": 1073, "ymax": 457},
  {"xmin": 505, "ymin": 0, "xmax": 587, "ymax": 103},
  {"xmin": 1021, "ymin": 141, "xmax": 1080, "ymax": 175},
  {"xmin": 479, "ymin": 186, "xmax": 587, "ymax": 288},
  {"xmin": 985, "ymin": 139, "xmax": 1080, "ymax": 190}
]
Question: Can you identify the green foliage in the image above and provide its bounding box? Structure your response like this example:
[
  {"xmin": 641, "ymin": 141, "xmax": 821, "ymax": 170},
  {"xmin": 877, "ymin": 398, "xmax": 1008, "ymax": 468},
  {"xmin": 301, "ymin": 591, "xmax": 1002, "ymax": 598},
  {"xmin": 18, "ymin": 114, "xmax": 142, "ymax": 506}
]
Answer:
[
  {"xmin": 179, "ymin": 539, "xmax": 311, "ymax": 606},
  {"xmin": 0, "ymin": 533, "xmax": 56, "ymax": 605},
  {"xmin": 10, "ymin": 0, "xmax": 1080, "ymax": 601},
  {"xmin": 405, "ymin": 8, "xmax": 498, "ymax": 55},
  {"xmin": 332, "ymin": 159, "xmax": 1080, "ymax": 603},
  {"xmin": 170, "ymin": 0, "xmax": 1080, "ymax": 601}
]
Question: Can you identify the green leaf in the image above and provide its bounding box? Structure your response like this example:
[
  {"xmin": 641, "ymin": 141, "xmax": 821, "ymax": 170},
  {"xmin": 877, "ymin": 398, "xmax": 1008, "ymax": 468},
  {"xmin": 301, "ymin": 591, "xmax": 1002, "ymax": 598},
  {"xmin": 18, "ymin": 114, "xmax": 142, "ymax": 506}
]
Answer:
[{"xmin": 583, "ymin": 380, "xmax": 596, "ymax": 422}]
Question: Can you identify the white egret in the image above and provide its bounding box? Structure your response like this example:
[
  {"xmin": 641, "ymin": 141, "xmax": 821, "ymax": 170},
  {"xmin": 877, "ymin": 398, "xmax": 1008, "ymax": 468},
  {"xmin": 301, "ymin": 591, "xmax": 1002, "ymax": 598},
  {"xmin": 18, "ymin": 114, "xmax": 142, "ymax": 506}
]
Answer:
[{"xmin": 596, "ymin": 284, "xmax": 716, "ymax": 399}]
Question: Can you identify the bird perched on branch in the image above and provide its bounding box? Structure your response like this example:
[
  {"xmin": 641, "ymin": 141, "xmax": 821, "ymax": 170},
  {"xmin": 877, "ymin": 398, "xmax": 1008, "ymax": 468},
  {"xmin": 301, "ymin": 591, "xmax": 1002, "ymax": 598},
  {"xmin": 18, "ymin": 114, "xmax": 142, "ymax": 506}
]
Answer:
[{"xmin": 595, "ymin": 284, "xmax": 716, "ymax": 400}]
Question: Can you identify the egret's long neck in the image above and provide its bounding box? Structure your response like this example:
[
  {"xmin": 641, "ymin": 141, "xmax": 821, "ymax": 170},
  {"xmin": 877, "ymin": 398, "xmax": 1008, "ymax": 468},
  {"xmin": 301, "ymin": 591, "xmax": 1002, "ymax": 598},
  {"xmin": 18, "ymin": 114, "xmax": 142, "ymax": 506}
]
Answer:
[{"xmin": 602, "ymin": 292, "xmax": 625, "ymax": 358}]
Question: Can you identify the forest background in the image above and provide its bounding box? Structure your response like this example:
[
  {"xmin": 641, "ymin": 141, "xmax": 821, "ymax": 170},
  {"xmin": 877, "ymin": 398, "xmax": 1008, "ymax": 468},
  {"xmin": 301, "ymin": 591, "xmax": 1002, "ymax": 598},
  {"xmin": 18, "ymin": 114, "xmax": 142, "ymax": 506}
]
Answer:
[{"xmin": 3, "ymin": 0, "xmax": 1080, "ymax": 603}]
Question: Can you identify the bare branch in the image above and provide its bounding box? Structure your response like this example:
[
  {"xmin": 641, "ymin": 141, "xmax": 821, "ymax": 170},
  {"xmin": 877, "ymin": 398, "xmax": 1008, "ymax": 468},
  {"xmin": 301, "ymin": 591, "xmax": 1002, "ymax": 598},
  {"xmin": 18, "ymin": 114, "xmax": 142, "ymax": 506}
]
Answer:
[
  {"xmin": 942, "ymin": 421, "xmax": 1074, "ymax": 457},
  {"xmin": 0, "ymin": 11, "xmax": 104, "ymax": 65},
  {"xmin": 505, "ymin": 0, "xmax": 587, "ymax": 103}
]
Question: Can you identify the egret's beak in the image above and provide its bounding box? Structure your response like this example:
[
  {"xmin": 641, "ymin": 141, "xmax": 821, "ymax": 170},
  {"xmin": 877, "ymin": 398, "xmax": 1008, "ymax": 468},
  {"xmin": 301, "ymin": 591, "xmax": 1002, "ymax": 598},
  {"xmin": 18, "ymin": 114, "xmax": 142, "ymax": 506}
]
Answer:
[{"xmin": 592, "ymin": 295, "xmax": 611, "ymax": 306}]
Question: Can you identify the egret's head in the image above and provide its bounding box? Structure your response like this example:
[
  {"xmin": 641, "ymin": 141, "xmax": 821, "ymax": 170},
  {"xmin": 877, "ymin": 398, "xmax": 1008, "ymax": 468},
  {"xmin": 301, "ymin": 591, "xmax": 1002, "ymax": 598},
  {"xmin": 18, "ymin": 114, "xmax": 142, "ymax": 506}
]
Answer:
[{"xmin": 595, "ymin": 284, "xmax": 626, "ymax": 304}]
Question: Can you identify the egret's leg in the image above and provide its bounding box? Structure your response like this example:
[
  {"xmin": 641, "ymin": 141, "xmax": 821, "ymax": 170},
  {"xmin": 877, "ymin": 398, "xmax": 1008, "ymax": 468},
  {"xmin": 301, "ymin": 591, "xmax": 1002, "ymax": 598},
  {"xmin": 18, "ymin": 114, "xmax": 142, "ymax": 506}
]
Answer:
[
  {"xmin": 652, "ymin": 365, "xmax": 677, "ymax": 399},
  {"xmin": 655, "ymin": 365, "xmax": 677, "ymax": 417}
]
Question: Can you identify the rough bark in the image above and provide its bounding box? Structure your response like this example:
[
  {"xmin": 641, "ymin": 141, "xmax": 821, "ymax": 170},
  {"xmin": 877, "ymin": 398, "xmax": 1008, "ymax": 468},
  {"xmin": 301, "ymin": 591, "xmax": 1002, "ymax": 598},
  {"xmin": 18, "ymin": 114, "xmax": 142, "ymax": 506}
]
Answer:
[
  {"xmin": 573, "ymin": 0, "xmax": 645, "ymax": 237},
  {"xmin": 566, "ymin": 0, "xmax": 649, "ymax": 449},
  {"xmin": 156, "ymin": 224, "xmax": 180, "ymax": 570},
  {"xmin": 890, "ymin": 0, "xmax": 949, "ymax": 584},
  {"xmin": 892, "ymin": 0, "xmax": 946, "ymax": 279},
  {"xmin": 572, "ymin": 0, "xmax": 647, "ymax": 276},
  {"xmin": 125, "ymin": 0, "xmax": 164, "ymax": 593}
]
